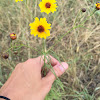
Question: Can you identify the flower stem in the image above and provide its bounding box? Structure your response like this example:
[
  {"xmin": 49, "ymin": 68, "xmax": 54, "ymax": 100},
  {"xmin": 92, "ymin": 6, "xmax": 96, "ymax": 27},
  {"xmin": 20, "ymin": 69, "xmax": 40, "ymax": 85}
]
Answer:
[
  {"xmin": 47, "ymin": 25, "xmax": 82, "ymax": 52},
  {"xmin": 23, "ymin": 1, "xmax": 34, "ymax": 19},
  {"xmin": 44, "ymin": 39, "xmax": 47, "ymax": 53},
  {"xmin": 4, "ymin": 44, "xmax": 40, "ymax": 54},
  {"xmin": 47, "ymin": 10, "xmax": 96, "ymax": 52},
  {"xmin": 41, "ymin": 39, "xmax": 47, "ymax": 77},
  {"xmin": 43, "ymin": 39, "xmax": 46, "ymax": 66},
  {"xmin": 80, "ymin": 9, "xmax": 96, "ymax": 25}
]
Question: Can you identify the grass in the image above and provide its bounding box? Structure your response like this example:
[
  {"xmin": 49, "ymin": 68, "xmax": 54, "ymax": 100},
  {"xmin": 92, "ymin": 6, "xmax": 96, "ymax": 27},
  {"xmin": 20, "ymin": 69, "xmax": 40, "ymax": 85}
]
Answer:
[{"xmin": 0, "ymin": 0, "xmax": 100, "ymax": 100}]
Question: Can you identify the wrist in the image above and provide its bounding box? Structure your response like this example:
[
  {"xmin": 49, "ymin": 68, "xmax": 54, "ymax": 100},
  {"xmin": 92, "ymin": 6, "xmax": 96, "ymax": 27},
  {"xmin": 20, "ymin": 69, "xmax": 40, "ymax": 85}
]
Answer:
[
  {"xmin": 0, "ymin": 85, "xmax": 44, "ymax": 100},
  {"xmin": 0, "ymin": 96, "xmax": 10, "ymax": 100},
  {"xmin": 0, "ymin": 86, "xmax": 12, "ymax": 100}
]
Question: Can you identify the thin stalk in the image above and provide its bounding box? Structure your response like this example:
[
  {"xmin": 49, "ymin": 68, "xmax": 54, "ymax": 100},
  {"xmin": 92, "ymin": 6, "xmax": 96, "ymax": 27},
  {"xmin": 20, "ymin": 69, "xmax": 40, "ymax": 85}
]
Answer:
[
  {"xmin": 47, "ymin": 10, "xmax": 96, "ymax": 52},
  {"xmin": 47, "ymin": 25, "xmax": 83, "ymax": 52},
  {"xmin": 44, "ymin": 39, "xmax": 47, "ymax": 53},
  {"xmin": 41, "ymin": 39, "xmax": 47, "ymax": 76},
  {"xmin": 73, "ymin": 9, "xmax": 81, "ymax": 26},
  {"xmin": 23, "ymin": 1, "xmax": 34, "ymax": 19},
  {"xmin": 26, "ymin": 0, "xmax": 27, "ymax": 4},
  {"xmin": 4, "ymin": 44, "xmax": 40, "ymax": 54},
  {"xmin": 73, "ymin": 10, "xmax": 81, "ymax": 50},
  {"xmin": 34, "ymin": 0, "xmax": 37, "ymax": 17},
  {"xmin": 80, "ymin": 9, "xmax": 96, "ymax": 25},
  {"xmin": 0, "ymin": 60, "xmax": 4, "ymax": 82},
  {"xmin": 43, "ymin": 39, "xmax": 46, "ymax": 67}
]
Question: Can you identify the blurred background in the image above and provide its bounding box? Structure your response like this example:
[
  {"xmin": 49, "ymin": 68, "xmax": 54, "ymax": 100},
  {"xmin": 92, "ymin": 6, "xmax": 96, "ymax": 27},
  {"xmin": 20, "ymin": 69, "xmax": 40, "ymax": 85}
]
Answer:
[{"xmin": 0, "ymin": 0, "xmax": 100, "ymax": 99}]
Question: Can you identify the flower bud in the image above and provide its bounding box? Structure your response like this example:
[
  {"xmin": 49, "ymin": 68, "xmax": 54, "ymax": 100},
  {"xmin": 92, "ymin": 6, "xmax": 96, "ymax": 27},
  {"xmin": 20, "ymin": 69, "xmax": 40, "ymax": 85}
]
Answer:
[
  {"xmin": 81, "ymin": 8, "xmax": 86, "ymax": 12},
  {"xmin": 10, "ymin": 33, "xmax": 17, "ymax": 40},
  {"xmin": 96, "ymin": 2, "xmax": 100, "ymax": 10},
  {"xmin": 2, "ymin": 53, "xmax": 9, "ymax": 59}
]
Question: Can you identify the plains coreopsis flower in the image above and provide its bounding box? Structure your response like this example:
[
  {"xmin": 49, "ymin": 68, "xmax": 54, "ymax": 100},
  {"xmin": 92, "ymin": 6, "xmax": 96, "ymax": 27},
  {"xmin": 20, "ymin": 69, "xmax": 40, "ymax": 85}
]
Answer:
[
  {"xmin": 95, "ymin": 2, "xmax": 100, "ymax": 10},
  {"xmin": 15, "ymin": 0, "xmax": 23, "ymax": 2},
  {"xmin": 29, "ymin": 17, "xmax": 51, "ymax": 39},
  {"xmin": 39, "ymin": 0, "xmax": 57, "ymax": 14},
  {"xmin": 10, "ymin": 33, "xmax": 17, "ymax": 40}
]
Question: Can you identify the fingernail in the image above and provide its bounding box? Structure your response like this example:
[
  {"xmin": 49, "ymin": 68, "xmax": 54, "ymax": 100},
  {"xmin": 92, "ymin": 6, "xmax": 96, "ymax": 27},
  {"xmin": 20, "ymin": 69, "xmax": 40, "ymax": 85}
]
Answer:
[{"xmin": 58, "ymin": 62, "xmax": 68, "ymax": 72}]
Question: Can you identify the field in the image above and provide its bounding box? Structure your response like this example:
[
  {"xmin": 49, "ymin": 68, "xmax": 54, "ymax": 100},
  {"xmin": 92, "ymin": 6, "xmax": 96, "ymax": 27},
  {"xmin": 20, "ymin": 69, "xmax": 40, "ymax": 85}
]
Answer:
[{"xmin": 0, "ymin": 0, "xmax": 100, "ymax": 100}]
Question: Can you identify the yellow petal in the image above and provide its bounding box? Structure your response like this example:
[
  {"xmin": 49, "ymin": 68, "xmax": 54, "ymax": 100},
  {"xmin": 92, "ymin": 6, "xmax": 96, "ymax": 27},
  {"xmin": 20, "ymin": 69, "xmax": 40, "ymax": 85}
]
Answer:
[
  {"xmin": 45, "ymin": 30, "xmax": 50, "ymax": 36},
  {"xmin": 30, "ymin": 30, "xmax": 38, "ymax": 36}
]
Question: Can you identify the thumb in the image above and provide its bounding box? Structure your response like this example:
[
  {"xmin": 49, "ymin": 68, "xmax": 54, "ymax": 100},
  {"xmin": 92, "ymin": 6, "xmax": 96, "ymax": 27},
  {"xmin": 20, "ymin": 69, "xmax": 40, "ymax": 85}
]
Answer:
[{"xmin": 43, "ymin": 62, "xmax": 68, "ymax": 84}]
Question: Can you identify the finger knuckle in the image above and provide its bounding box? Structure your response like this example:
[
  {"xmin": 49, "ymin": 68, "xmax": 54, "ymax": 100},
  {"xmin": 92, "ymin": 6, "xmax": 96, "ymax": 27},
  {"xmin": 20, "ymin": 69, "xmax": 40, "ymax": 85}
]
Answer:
[
  {"xmin": 16, "ymin": 63, "xmax": 22, "ymax": 66},
  {"xmin": 15, "ymin": 63, "xmax": 23, "ymax": 69},
  {"xmin": 27, "ymin": 58, "xmax": 33, "ymax": 62}
]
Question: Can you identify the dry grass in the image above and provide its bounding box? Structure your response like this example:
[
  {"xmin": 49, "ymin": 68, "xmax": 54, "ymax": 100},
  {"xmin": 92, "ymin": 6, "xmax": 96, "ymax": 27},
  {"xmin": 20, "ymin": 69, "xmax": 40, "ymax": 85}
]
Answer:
[{"xmin": 0, "ymin": 0, "xmax": 100, "ymax": 100}]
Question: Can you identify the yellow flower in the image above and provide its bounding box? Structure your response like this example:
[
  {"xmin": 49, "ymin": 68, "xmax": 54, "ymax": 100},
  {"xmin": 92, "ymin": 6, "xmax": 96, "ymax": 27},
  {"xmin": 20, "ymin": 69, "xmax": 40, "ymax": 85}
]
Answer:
[
  {"xmin": 29, "ymin": 17, "xmax": 51, "ymax": 39},
  {"xmin": 15, "ymin": 0, "xmax": 23, "ymax": 2},
  {"xmin": 95, "ymin": 2, "xmax": 100, "ymax": 10},
  {"xmin": 39, "ymin": 0, "xmax": 57, "ymax": 14}
]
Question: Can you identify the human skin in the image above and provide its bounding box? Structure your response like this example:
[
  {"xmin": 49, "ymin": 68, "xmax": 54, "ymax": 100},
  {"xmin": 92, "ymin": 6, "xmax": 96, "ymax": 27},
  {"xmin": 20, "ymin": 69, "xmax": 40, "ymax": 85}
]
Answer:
[{"xmin": 0, "ymin": 55, "xmax": 68, "ymax": 100}]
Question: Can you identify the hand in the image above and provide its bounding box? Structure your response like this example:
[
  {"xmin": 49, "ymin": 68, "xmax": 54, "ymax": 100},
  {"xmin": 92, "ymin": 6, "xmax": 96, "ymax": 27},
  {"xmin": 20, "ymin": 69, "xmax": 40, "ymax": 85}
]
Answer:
[{"xmin": 0, "ymin": 55, "xmax": 68, "ymax": 100}]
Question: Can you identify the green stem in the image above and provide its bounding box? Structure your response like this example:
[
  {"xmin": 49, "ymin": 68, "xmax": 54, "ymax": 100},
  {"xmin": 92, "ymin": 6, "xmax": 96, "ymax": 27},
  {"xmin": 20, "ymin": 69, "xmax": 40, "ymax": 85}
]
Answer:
[
  {"xmin": 47, "ymin": 25, "xmax": 82, "ymax": 52},
  {"xmin": 43, "ymin": 39, "xmax": 46, "ymax": 66},
  {"xmin": 73, "ymin": 9, "xmax": 81, "ymax": 26},
  {"xmin": 80, "ymin": 9, "xmax": 96, "ymax": 25},
  {"xmin": 4, "ymin": 44, "xmax": 40, "ymax": 54},
  {"xmin": 23, "ymin": 1, "xmax": 34, "ymax": 19},
  {"xmin": 0, "ymin": 60, "xmax": 4, "ymax": 82},
  {"xmin": 44, "ymin": 39, "xmax": 47, "ymax": 53},
  {"xmin": 47, "ymin": 10, "xmax": 96, "ymax": 52},
  {"xmin": 41, "ymin": 39, "xmax": 47, "ymax": 76},
  {"xmin": 26, "ymin": 0, "xmax": 27, "ymax": 4}
]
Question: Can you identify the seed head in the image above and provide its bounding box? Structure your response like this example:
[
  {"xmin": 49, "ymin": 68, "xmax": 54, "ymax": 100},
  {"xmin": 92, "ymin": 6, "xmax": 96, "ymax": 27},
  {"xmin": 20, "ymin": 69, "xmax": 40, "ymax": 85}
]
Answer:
[
  {"xmin": 2, "ymin": 53, "xmax": 9, "ymax": 59},
  {"xmin": 81, "ymin": 8, "xmax": 86, "ymax": 12}
]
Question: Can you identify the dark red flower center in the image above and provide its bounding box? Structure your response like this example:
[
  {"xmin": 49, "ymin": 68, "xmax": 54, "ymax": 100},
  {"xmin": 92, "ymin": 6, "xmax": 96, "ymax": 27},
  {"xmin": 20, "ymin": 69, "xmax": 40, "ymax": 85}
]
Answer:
[
  {"xmin": 37, "ymin": 25, "xmax": 45, "ymax": 33},
  {"xmin": 45, "ymin": 2, "xmax": 51, "ymax": 8},
  {"xmin": 13, "ymin": 33, "xmax": 16, "ymax": 35}
]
